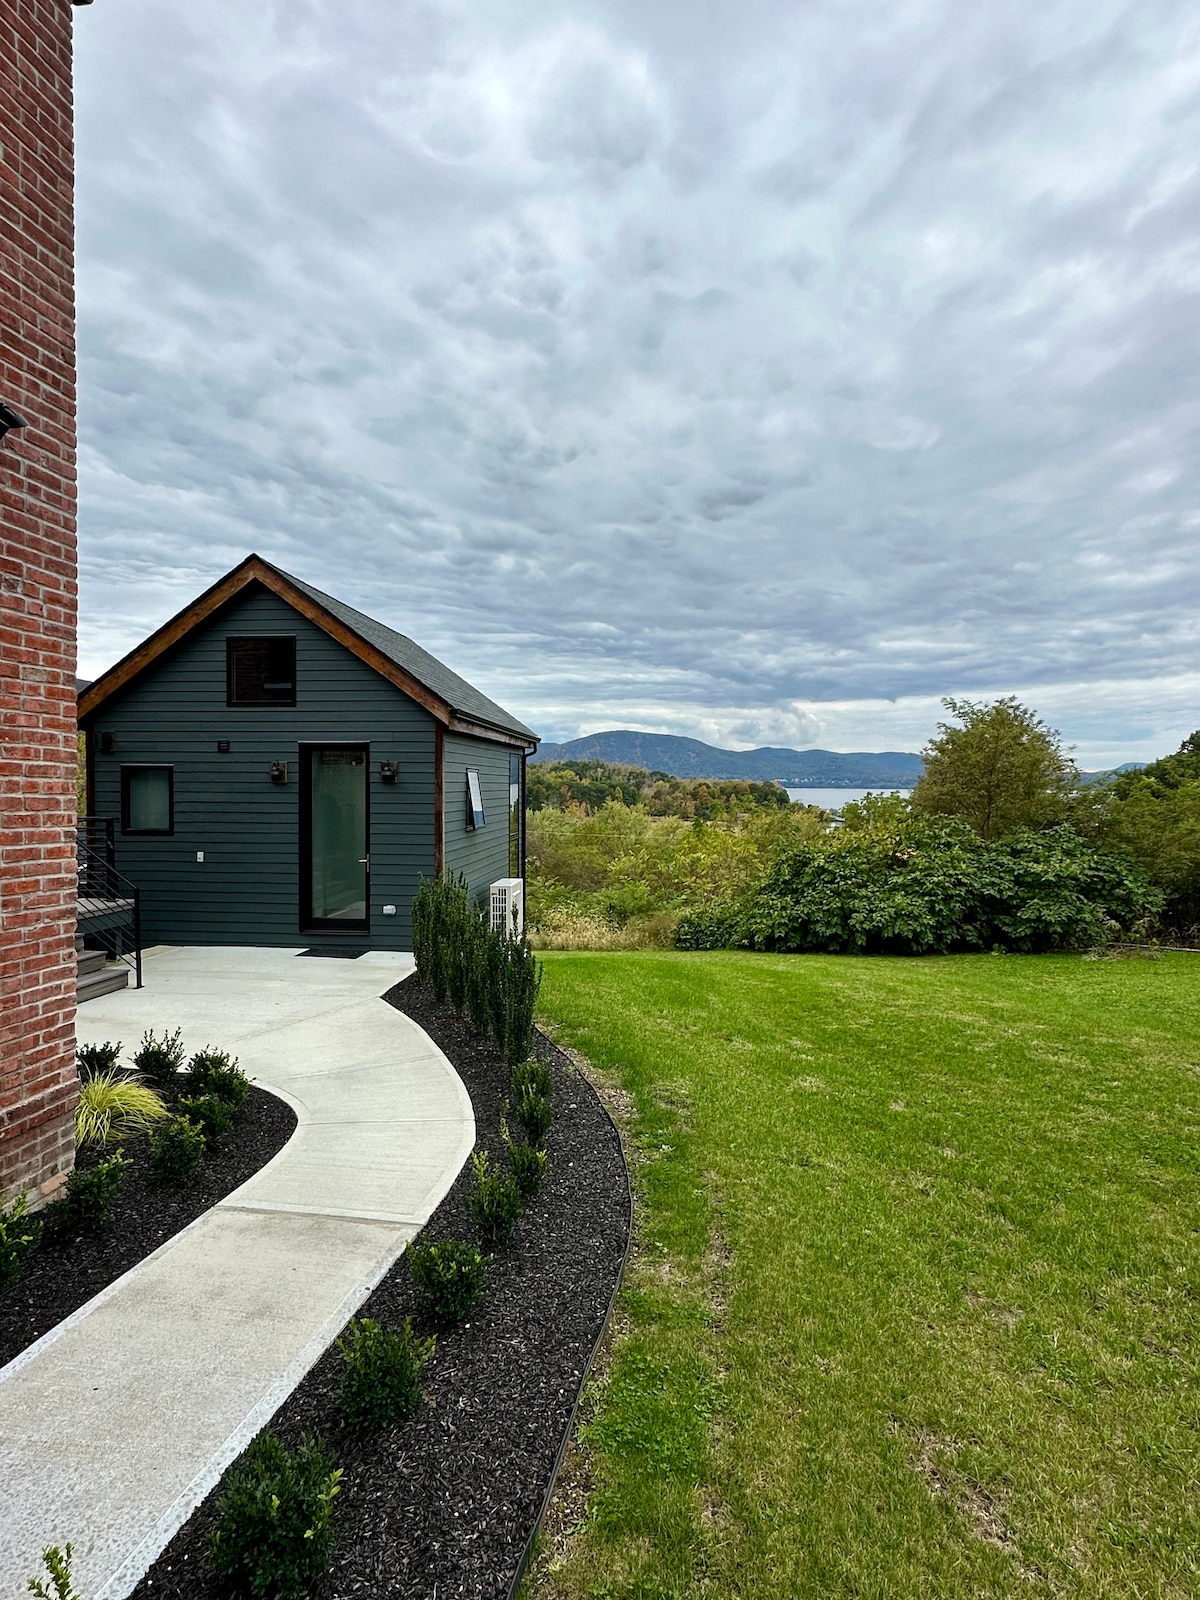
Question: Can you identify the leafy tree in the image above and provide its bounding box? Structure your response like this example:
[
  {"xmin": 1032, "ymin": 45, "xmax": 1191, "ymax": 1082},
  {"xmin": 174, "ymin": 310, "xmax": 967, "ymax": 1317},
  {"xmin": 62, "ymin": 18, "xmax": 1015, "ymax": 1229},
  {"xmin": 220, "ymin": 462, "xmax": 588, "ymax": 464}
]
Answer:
[
  {"xmin": 1084, "ymin": 732, "xmax": 1200, "ymax": 931},
  {"xmin": 911, "ymin": 697, "xmax": 1078, "ymax": 840}
]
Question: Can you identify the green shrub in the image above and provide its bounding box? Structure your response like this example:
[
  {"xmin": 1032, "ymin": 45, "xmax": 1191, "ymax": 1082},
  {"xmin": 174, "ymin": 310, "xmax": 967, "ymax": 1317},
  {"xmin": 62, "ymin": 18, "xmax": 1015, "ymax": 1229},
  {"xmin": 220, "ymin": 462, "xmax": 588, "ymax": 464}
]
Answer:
[
  {"xmin": 408, "ymin": 1239, "xmax": 488, "ymax": 1322},
  {"xmin": 500, "ymin": 935, "xmax": 542, "ymax": 1067},
  {"xmin": 149, "ymin": 1116, "xmax": 206, "ymax": 1182},
  {"xmin": 53, "ymin": 1151, "xmax": 131, "ymax": 1234},
  {"xmin": 514, "ymin": 1088, "xmax": 552, "ymax": 1148},
  {"xmin": 210, "ymin": 1432, "xmax": 341, "ymax": 1600},
  {"xmin": 132, "ymin": 1027, "xmax": 186, "ymax": 1084},
  {"xmin": 470, "ymin": 1149, "xmax": 523, "ymax": 1248},
  {"xmin": 74, "ymin": 1071, "xmax": 168, "ymax": 1148},
  {"xmin": 187, "ymin": 1050, "xmax": 250, "ymax": 1111},
  {"xmin": 501, "ymin": 1113, "xmax": 548, "ymax": 1198},
  {"xmin": 337, "ymin": 1315, "xmax": 435, "ymax": 1430},
  {"xmin": 76, "ymin": 1040, "xmax": 122, "ymax": 1079},
  {"xmin": 26, "ymin": 1543, "xmax": 81, "ymax": 1600},
  {"xmin": 675, "ymin": 902, "xmax": 747, "ymax": 950},
  {"xmin": 0, "ymin": 1191, "xmax": 41, "ymax": 1289},
  {"xmin": 511, "ymin": 1056, "xmax": 553, "ymax": 1102},
  {"xmin": 178, "ymin": 1093, "xmax": 235, "ymax": 1143}
]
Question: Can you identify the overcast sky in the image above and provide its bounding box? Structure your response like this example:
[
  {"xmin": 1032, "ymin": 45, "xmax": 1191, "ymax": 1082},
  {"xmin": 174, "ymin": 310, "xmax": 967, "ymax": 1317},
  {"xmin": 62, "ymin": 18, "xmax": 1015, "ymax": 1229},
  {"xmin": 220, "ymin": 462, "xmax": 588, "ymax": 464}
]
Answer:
[{"xmin": 73, "ymin": 0, "xmax": 1200, "ymax": 764}]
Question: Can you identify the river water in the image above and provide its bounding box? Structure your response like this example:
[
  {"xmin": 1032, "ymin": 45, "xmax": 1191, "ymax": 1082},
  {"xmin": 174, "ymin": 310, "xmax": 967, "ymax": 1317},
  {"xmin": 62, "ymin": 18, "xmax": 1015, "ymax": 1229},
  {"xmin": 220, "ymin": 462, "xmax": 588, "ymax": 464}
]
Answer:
[{"xmin": 785, "ymin": 787, "xmax": 912, "ymax": 810}]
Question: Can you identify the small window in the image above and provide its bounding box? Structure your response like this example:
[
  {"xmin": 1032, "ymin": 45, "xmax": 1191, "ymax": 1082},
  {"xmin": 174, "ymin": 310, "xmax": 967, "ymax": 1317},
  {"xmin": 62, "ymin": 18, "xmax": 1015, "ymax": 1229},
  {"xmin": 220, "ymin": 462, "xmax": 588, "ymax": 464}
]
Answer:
[
  {"xmin": 122, "ymin": 766, "xmax": 174, "ymax": 834},
  {"xmin": 466, "ymin": 767, "xmax": 486, "ymax": 830},
  {"xmin": 509, "ymin": 753, "xmax": 523, "ymax": 876},
  {"xmin": 227, "ymin": 636, "xmax": 297, "ymax": 705}
]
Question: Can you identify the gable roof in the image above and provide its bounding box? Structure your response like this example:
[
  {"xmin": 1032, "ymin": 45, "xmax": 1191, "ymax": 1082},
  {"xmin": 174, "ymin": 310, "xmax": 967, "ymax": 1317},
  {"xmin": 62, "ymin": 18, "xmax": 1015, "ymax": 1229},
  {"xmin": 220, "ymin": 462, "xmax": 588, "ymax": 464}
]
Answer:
[{"xmin": 78, "ymin": 554, "xmax": 537, "ymax": 747}]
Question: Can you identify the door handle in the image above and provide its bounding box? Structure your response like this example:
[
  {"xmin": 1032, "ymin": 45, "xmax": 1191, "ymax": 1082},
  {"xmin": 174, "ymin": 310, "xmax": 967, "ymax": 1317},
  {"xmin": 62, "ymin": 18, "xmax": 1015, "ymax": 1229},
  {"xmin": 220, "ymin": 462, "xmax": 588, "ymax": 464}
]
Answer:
[{"xmin": 358, "ymin": 856, "xmax": 370, "ymax": 866}]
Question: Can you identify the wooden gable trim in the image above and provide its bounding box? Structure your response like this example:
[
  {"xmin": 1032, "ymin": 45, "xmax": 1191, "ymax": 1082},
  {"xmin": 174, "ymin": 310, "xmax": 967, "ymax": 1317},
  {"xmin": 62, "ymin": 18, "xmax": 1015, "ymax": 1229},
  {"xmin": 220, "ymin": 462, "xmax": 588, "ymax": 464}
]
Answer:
[{"xmin": 77, "ymin": 555, "xmax": 534, "ymax": 749}]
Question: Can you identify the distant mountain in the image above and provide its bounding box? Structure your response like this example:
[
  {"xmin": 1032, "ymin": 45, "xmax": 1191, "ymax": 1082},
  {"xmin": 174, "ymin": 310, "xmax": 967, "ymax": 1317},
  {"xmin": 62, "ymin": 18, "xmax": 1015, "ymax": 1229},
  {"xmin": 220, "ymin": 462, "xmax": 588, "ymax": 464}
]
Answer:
[
  {"xmin": 1079, "ymin": 762, "xmax": 1145, "ymax": 786},
  {"xmin": 531, "ymin": 730, "xmax": 924, "ymax": 788}
]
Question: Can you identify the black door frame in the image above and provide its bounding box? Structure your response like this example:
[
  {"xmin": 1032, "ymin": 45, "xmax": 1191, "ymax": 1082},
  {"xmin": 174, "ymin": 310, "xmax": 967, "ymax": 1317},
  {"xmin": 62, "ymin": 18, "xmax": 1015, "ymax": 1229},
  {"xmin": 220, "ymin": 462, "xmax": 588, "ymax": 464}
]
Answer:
[{"xmin": 299, "ymin": 741, "xmax": 371, "ymax": 935}]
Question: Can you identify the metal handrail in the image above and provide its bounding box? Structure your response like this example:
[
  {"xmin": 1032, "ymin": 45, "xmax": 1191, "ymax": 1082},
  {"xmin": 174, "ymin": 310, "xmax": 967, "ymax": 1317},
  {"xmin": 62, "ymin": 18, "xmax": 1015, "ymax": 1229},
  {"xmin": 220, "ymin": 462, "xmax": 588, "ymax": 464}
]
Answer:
[{"xmin": 76, "ymin": 816, "xmax": 143, "ymax": 989}]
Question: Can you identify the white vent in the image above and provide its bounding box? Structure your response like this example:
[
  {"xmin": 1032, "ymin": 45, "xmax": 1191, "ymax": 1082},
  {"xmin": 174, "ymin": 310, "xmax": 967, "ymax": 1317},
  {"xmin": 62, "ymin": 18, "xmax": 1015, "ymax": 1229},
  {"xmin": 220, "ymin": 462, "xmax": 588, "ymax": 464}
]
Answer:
[{"xmin": 490, "ymin": 877, "xmax": 525, "ymax": 938}]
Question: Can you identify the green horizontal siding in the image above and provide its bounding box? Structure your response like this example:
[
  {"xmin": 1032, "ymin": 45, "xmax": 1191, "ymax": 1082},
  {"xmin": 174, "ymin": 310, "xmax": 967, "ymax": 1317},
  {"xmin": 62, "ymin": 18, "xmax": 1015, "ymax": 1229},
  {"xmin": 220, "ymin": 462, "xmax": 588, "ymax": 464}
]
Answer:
[
  {"xmin": 442, "ymin": 731, "xmax": 515, "ymax": 912},
  {"xmin": 84, "ymin": 586, "xmax": 438, "ymax": 949}
]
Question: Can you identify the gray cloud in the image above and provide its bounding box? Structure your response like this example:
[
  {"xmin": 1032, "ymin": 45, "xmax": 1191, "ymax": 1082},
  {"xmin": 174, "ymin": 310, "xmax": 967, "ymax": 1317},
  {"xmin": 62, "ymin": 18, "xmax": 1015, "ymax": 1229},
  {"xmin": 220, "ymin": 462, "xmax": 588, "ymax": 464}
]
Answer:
[{"xmin": 72, "ymin": 0, "xmax": 1200, "ymax": 763}]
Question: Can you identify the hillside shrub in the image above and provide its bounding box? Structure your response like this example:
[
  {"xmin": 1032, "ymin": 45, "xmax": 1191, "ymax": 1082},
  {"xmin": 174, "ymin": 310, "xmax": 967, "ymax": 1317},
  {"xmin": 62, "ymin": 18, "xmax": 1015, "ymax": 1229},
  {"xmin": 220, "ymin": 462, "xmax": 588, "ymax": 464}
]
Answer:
[
  {"xmin": 734, "ymin": 803, "xmax": 1162, "ymax": 956},
  {"xmin": 149, "ymin": 1116, "xmax": 206, "ymax": 1182},
  {"xmin": 76, "ymin": 1040, "xmax": 122, "ymax": 1079},
  {"xmin": 407, "ymin": 1239, "xmax": 488, "ymax": 1322},
  {"xmin": 75, "ymin": 1071, "xmax": 168, "ymax": 1147},
  {"xmin": 0, "ymin": 1191, "xmax": 41, "ymax": 1288},
  {"xmin": 337, "ymin": 1316, "xmax": 434, "ymax": 1430},
  {"xmin": 210, "ymin": 1432, "xmax": 341, "ymax": 1600},
  {"xmin": 470, "ymin": 1150, "xmax": 522, "ymax": 1248},
  {"xmin": 133, "ymin": 1027, "xmax": 186, "ymax": 1084}
]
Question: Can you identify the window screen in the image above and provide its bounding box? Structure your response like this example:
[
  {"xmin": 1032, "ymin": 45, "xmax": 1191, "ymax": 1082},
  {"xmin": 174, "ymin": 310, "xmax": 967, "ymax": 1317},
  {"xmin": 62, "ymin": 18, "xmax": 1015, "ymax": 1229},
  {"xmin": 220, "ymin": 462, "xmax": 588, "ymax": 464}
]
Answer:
[
  {"xmin": 466, "ymin": 768, "xmax": 486, "ymax": 830},
  {"xmin": 122, "ymin": 766, "xmax": 174, "ymax": 834},
  {"xmin": 227, "ymin": 636, "xmax": 297, "ymax": 705}
]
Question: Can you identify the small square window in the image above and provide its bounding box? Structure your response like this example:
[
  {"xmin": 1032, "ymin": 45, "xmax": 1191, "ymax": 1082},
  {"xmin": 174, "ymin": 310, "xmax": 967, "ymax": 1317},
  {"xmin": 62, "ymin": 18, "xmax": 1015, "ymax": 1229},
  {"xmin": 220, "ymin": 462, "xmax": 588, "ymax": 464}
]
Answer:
[
  {"xmin": 227, "ymin": 636, "xmax": 297, "ymax": 705},
  {"xmin": 122, "ymin": 766, "xmax": 174, "ymax": 834},
  {"xmin": 466, "ymin": 767, "xmax": 486, "ymax": 830}
]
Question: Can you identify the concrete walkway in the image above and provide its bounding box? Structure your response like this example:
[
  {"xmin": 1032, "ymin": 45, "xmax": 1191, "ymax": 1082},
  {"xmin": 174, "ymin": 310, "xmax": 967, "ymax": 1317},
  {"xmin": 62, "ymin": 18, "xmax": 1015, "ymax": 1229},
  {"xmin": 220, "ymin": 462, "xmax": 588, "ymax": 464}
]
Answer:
[{"xmin": 0, "ymin": 946, "xmax": 475, "ymax": 1600}]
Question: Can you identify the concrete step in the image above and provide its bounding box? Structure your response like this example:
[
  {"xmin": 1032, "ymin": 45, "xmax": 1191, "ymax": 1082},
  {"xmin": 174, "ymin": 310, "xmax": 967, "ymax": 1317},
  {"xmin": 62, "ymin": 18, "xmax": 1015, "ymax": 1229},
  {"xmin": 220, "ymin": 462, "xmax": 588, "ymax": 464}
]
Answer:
[
  {"xmin": 78, "ymin": 965, "xmax": 130, "ymax": 1005},
  {"xmin": 78, "ymin": 948, "xmax": 107, "ymax": 978}
]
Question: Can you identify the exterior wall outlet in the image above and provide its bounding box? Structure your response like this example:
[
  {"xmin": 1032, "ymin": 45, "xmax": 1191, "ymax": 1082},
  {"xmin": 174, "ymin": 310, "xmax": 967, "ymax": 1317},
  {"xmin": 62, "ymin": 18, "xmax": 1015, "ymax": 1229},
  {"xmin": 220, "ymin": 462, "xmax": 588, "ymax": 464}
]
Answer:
[
  {"xmin": 196, "ymin": 851, "xmax": 205, "ymax": 863},
  {"xmin": 382, "ymin": 903, "xmax": 397, "ymax": 916}
]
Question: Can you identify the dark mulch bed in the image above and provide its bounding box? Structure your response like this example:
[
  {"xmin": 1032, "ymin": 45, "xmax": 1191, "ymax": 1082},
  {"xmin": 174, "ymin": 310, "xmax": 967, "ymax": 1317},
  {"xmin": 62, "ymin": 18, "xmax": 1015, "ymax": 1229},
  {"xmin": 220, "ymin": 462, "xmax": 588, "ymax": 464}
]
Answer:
[
  {"xmin": 133, "ymin": 973, "xmax": 630, "ymax": 1600},
  {"xmin": 0, "ymin": 1078, "xmax": 297, "ymax": 1369}
]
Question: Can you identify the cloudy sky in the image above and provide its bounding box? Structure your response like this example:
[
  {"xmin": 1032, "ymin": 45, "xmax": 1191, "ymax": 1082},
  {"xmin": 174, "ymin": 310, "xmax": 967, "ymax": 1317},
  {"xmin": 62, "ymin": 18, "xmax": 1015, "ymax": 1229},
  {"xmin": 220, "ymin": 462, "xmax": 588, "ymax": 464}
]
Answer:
[{"xmin": 73, "ymin": 0, "xmax": 1200, "ymax": 764}]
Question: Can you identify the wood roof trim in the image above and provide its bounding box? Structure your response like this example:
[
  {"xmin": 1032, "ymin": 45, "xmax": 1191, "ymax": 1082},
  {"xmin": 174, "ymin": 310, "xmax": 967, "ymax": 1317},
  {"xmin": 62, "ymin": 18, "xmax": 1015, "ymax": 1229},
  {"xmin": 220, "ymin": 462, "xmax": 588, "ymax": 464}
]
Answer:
[{"xmin": 77, "ymin": 555, "xmax": 535, "ymax": 749}]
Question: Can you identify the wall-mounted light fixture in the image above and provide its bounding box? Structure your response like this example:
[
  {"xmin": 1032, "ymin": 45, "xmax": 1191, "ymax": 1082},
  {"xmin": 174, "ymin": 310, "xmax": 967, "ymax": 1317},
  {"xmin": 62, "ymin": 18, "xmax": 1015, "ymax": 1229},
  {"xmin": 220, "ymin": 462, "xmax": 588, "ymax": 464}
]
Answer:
[
  {"xmin": 98, "ymin": 731, "xmax": 117, "ymax": 754},
  {"xmin": 379, "ymin": 761, "xmax": 399, "ymax": 784},
  {"xmin": 270, "ymin": 760, "xmax": 289, "ymax": 785},
  {"xmin": 0, "ymin": 402, "xmax": 27, "ymax": 446}
]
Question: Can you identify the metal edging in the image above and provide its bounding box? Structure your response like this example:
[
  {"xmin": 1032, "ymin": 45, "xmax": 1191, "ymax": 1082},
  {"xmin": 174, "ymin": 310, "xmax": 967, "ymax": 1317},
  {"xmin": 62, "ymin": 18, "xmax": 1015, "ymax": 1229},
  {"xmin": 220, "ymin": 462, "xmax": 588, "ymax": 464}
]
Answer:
[{"xmin": 504, "ymin": 1027, "xmax": 637, "ymax": 1600}]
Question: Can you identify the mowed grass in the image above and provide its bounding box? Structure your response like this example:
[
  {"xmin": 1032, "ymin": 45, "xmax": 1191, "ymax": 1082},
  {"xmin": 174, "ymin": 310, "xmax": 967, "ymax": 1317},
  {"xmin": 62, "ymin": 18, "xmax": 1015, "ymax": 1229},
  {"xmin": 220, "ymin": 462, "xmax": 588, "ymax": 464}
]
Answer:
[{"xmin": 529, "ymin": 951, "xmax": 1200, "ymax": 1600}]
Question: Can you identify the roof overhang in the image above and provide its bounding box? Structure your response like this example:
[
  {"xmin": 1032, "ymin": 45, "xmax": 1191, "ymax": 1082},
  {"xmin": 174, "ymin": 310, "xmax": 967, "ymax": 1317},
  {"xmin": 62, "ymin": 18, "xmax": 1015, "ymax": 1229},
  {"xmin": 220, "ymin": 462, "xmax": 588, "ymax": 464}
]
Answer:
[{"xmin": 78, "ymin": 554, "xmax": 532, "ymax": 748}]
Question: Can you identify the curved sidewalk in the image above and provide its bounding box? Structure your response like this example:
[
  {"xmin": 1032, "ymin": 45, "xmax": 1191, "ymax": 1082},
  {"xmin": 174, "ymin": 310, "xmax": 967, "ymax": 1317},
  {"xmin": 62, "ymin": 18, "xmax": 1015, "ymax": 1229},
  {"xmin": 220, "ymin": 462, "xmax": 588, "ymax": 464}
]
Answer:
[{"xmin": 0, "ymin": 946, "xmax": 475, "ymax": 1600}]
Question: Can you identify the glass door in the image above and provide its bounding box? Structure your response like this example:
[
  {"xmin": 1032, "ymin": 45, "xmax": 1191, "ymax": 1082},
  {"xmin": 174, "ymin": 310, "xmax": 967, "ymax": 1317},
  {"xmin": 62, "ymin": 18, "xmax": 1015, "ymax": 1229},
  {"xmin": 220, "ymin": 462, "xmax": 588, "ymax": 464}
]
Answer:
[{"xmin": 302, "ymin": 745, "xmax": 369, "ymax": 932}]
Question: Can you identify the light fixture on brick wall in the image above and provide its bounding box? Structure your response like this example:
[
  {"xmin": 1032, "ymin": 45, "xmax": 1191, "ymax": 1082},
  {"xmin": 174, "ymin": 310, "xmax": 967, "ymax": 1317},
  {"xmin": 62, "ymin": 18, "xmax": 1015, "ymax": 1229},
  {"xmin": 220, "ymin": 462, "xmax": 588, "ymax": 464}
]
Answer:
[{"xmin": 0, "ymin": 402, "xmax": 27, "ymax": 445}]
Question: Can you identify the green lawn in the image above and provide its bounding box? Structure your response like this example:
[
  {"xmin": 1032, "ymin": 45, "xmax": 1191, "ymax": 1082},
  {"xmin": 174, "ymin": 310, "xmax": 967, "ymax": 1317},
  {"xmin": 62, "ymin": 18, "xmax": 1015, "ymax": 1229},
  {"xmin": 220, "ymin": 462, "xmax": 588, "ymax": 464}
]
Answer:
[{"xmin": 528, "ymin": 951, "xmax": 1200, "ymax": 1600}]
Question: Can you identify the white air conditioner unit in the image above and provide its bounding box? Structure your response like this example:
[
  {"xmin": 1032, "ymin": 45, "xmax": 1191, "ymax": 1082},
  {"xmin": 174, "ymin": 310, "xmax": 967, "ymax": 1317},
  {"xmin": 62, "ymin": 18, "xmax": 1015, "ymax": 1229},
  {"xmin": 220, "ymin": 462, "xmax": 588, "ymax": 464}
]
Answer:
[{"xmin": 490, "ymin": 877, "xmax": 525, "ymax": 938}]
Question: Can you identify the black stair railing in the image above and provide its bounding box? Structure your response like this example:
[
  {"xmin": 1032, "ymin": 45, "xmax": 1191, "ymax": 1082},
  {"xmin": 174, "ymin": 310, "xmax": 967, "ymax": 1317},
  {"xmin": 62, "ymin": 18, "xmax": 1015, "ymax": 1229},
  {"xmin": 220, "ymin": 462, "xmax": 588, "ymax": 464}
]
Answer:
[{"xmin": 76, "ymin": 815, "xmax": 143, "ymax": 989}]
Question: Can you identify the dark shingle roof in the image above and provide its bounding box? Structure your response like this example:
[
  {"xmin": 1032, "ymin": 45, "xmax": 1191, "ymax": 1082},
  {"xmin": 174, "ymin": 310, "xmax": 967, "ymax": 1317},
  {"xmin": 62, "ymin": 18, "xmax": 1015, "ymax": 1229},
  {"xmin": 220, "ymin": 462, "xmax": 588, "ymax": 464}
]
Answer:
[{"xmin": 273, "ymin": 564, "xmax": 536, "ymax": 743}]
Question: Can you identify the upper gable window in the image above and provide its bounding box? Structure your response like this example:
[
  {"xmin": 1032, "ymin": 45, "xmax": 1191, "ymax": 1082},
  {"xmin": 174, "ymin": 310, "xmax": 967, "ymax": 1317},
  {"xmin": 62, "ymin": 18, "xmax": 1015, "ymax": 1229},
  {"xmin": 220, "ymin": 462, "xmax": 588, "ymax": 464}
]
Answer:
[{"xmin": 227, "ymin": 637, "xmax": 297, "ymax": 706}]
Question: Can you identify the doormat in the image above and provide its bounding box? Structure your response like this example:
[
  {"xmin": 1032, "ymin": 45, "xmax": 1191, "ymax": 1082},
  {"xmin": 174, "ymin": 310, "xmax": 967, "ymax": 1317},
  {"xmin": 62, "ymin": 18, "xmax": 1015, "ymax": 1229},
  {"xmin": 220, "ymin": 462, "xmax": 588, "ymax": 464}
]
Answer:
[{"xmin": 297, "ymin": 946, "xmax": 371, "ymax": 959}]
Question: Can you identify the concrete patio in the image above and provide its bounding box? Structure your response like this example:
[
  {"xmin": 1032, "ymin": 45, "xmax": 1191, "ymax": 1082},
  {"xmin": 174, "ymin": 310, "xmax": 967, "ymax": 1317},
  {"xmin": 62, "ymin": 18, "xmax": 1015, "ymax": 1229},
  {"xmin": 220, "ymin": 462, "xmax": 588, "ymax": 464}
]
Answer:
[{"xmin": 0, "ymin": 945, "xmax": 475, "ymax": 1600}]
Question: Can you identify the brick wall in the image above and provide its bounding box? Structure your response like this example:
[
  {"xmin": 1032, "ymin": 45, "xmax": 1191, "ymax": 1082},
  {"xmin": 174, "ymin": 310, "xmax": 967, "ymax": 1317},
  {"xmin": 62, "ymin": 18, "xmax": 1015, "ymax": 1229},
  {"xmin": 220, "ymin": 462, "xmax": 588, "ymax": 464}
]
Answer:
[{"xmin": 0, "ymin": 0, "xmax": 80, "ymax": 1208}]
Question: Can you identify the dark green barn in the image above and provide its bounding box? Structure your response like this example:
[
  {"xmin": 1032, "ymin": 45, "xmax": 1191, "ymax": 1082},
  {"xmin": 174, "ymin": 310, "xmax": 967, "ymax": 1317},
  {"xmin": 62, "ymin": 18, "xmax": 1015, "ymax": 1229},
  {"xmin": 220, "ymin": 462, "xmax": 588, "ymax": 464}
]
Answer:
[{"xmin": 78, "ymin": 555, "xmax": 537, "ymax": 951}]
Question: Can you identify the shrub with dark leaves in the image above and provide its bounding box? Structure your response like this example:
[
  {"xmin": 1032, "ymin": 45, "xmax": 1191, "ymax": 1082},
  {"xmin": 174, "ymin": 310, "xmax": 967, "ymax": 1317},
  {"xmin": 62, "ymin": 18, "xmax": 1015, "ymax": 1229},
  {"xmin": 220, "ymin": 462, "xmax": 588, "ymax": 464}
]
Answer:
[
  {"xmin": 149, "ymin": 1115, "xmax": 206, "ymax": 1183},
  {"xmin": 178, "ymin": 1092, "xmax": 235, "ymax": 1143},
  {"xmin": 470, "ymin": 1149, "xmax": 522, "ymax": 1248},
  {"xmin": 76, "ymin": 1040, "xmax": 123, "ymax": 1079},
  {"xmin": 210, "ymin": 1432, "xmax": 341, "ymax": 1600},
  {"xmin": 0, "ymin": 1191, "xmax": 41, "ymax": 1288},
  {"xmin": 50, "ymin": 1150, "xmax": 131, "ymax": 1235},
  {"xmin": 187, "ymin": 1049, "xmax": 250, "ymax": 1111},
  {"xmin": 132, "ymin": 1027, "xmax": 186, "ymax": 1084},
  {"xmin": 408, "ymin": 1239, "xmax": 488, "ymax": 1322},
  {"xmin": 337, "ymin": 1316, "xmax": 435, "ymax": 1431}
]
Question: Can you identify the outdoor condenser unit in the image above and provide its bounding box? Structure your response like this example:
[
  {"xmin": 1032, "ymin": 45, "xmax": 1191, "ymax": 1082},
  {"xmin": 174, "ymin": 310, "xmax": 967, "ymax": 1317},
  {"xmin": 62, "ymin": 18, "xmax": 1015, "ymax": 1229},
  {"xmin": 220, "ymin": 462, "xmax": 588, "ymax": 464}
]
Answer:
[{"xmin": 490, "ymin": 877, "xmax": 525, "ymax": 938}]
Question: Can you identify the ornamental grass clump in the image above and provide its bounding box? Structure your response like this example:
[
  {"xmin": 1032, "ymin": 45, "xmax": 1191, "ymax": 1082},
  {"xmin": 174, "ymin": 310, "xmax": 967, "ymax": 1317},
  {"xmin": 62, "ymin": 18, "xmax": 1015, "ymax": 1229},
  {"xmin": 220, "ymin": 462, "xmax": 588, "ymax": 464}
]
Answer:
[
  {"xmin": 210, "ymin": 1432, "xmax": 341, "ymax": 1600},
  {"xmin": 76, "ymin": 1040, "xmax": 122, "ymax": 1079},
  {"xmin": 337, "ymin": 1315, "xmax": 435, "ymax": 1431},
  {"xmin": 177, "ymin": 1092, "xmax": 235, "ymax": 1144},
  {"xmin": 132, "ymin": 1027, "xmax": 186, "ymax": 1084},
  {"xmin": 149, "ymin": 1115, "xmax": 206, "ymax": 1183},
  {"xmin": 407, "ymin": 1239, "xmax": 488, "ymax": 1323},
  {"xmin": 470, "ymin": 1149, "xmax": 522, "ymax": 1249},
  {"xmin": 52, "ymin": 1150, "xmax": 131, "ymax": 1235},
  {"xmin": 0, "ymin": 1191, "xmax": 41, "ymax": 1288},
  {"xmin": 74, "ymin": 1071, "xmax": 168, "ymax": 1148},
  {"xmin": 187, "ymin": 1049, "xmax": 250, "ymax": 1112}
]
